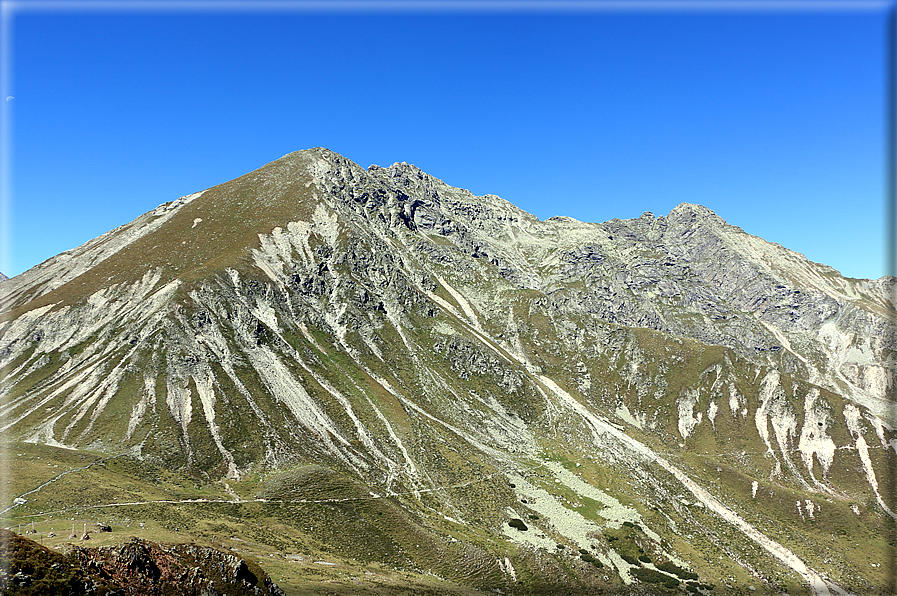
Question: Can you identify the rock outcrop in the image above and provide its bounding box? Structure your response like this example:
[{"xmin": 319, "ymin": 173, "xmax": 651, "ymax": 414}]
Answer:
[{"xmin": 0, "ymin": 529, "xmax": 284, "ymax": 596}]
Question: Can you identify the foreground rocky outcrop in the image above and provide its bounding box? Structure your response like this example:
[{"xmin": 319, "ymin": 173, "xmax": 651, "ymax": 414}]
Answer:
[{"xmin": 0, "ymin": 528, "xmax": 284, "ymax": 596}]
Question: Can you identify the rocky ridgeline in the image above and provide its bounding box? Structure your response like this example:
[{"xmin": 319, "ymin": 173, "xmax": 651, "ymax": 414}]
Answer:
[{"xmin": 298, "ymin": 149, "xmax": 893, "ymax": 411}]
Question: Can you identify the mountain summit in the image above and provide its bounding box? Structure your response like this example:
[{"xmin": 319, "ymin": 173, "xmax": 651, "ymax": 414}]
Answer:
[{"xmin": 1, "ymin": 149, "xmax": 894, "ymax": 594}]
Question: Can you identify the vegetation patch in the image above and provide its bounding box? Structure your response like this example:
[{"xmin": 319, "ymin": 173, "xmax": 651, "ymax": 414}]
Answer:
[
  {"xmin": 579, "ymin": 552, "xmax": 597, "ymax": 564},
  {"xmin": 632, "ymin": 566, "xmax": 680, "ymax": 588},
  {"xmin": 508, "ymin": 519, "xmax": 528, "ymax": 531},
  {"xmin": 655, "ymin": 560, "xmax": 698, "ymax": 580}
]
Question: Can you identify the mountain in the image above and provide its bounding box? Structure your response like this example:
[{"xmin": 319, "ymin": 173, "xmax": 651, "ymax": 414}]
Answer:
[{"xmin": 1, "ymin": 148, "xmax": 894, "ymax": 595}]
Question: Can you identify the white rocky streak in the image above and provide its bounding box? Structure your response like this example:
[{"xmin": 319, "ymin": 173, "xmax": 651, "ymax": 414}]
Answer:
[
  {"xmin": 165, "ymin": 377, "xmax": 194, "ymax": 460},
  {"xmin": 68, "ymin": 355, "xmax": 131, "ymax": 441},
  {"xmin": 298, "ymin": 323, "xmax": 327, "ymax": 353},
  {"xmin": 759, "ymin": 319, "xmax": 808, "ymax": 365},
  {"xmin": 337, "ymin": 363, "xmax": 421, "ymax": 489},
  {"xmin": 504, "ymin": 557, "xmax": 517, "ymax": 582},
  {"xmin": 754, "ymin": 371, "xmax": 780, "ymax": 463},
  {"xmin": 1, "ymin": 359, "xmax": 98, "ymax": 432},
  {"xmin": 422, "ymin": 289, "xmax": 513, "ymax": 365},
  {"xmin": 193, "ymin": 369, "xmax": 239, "ymax": 479},
  {"xmin": 126, "ymin": 375, "xmax": 155, "ymax": 441},
  {"xmin": 436, "ymin": 276, "xmax": 483, "ymax": 332},
  {"xmin": 362, "ymin": 393, "xmax": 417, "ymax": 492},
  {"xmin": 797, "ymin": 388, "xmax": 836, "ymax": 483},
  {"xmin": 866, "ymin": 411, "xmax": 893, "ymax": 452},
  {"xmin": 768, "ymin": 394, "xmax": 806, "ymax": 488},
  {"xmin": 251, "ymin": 297, "xmax": 280, "ymax": 333},
  {"xmin": 244, "ymin": 345, "xmax": 361, "ymax": 470},
  {"xmin": 218, "ymin": 361, "xmax": 272, "ymax": 425},
  {"xmin": 677, "ymin": 389, "xmax": 702, "ymax": 440},
  {"xmin": 728, "ymin": 382, "xmax": 743, "ymax": 416},
  {"xmin": 843, "ymin": 403, "xmax": 897, "ymax": 521},
  {"xmin": 305, "ymin": 370, "xmax": 397, "ymax": 478},
  {"xmin": 615, "ymin": 403, "xmax": 645, "ymax": 430},
  {"xmin": 367, "ymin": 366, "xmax": 501, "ymax": 461}
]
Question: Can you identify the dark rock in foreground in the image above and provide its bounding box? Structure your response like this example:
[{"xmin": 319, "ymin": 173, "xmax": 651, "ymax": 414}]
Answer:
[{"xmin": 0, "ymin": 528, "xmax": 284, "ymax": 596}]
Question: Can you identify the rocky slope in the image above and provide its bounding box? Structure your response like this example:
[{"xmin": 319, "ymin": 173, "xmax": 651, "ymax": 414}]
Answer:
[{"xmin": 1, "ymin": 148, "xmax": 894, "ymax": 595}]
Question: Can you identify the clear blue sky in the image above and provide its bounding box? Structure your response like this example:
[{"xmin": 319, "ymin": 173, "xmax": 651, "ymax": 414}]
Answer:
[{"xmin": 2, "ymin": 1, "xmax": 891, "ymax": 280}]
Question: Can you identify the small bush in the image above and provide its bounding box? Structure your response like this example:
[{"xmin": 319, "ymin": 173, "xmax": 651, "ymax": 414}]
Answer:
[
  {"xmin": 508, "ymin": 518, "xmax": 528, "ymax": 531},
  {"xmin": 655, "ymin": 561, "xmax": 698, "ymax": 580},
  {"xmin": 655, "ymin": 561, "xmax": 677, "ymax": 574},
  {"xmin": 638, "ymin": 554, "xmax": 651, "ymax": 563},
  {"xmin": 631, "ymin": 567, "xmax": 669, "ymax": 584},
  {"xmin": 580, "ymin": 553, "xmax": 596, "ymax": 563},
  {"xmin": 620, "ymin": 554, "xmax": 639, "ymax": 565}
]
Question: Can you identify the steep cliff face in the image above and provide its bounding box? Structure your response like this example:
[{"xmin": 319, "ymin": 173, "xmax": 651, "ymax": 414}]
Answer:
[{"xmin": 1, "ymin": 148, "xmax": 894, "ymax": 594}]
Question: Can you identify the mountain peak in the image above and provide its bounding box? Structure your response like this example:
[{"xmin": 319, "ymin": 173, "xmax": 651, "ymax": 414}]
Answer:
[
  {"xmin": 667, "ymin": 202, "xmax": 721, "ymax": 219},
  {"xmin": 267, "ymin": 147, "xmax": 361, "ymax": 174},
  {"xmin": 662, "ymin": 203, "xmax": 731, "ymax": 234},
  {"xmin": 368, "ymin": 160, "xmax": 431, "ymax": 182}
]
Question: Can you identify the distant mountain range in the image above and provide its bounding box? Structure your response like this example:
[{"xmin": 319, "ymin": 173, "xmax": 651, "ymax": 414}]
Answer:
[{"xmin": 1, "ymin": 148, "xmax": 893, "ymax": 595}]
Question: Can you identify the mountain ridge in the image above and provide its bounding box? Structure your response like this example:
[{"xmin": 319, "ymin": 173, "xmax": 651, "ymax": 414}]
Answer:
[{"xmin": 1, "ymin": 148, "xmax": 894, "ymax": 595}]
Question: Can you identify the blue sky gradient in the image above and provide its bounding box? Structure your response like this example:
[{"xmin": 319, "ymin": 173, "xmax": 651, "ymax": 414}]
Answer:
[{"xmin": 3, "ymin": 1, "xmax": 890, "ymax": 280}]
